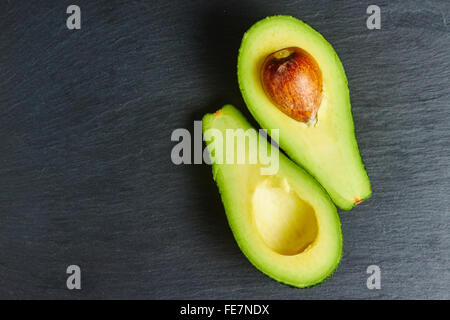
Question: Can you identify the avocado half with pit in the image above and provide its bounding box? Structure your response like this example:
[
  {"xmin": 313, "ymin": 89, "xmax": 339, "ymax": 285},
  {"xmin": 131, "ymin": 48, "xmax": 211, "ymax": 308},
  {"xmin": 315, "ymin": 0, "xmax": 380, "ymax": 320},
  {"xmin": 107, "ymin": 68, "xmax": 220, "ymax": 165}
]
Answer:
[
  {"xmin": 238, "ymin": 16, "xmax": 371, "ymax": 210},
  {"xmin": 203, "ymin": 105, "xmax": 342, "ymax": 288}
]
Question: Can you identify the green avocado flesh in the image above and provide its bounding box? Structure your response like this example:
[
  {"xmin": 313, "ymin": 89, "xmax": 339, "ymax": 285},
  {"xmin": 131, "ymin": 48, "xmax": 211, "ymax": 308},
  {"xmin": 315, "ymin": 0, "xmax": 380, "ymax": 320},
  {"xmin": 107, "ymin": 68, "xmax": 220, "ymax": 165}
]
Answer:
[
  {"xmin": 202, "ymin": 105, "xmax": 342, "ymax": 288},
  {"xmin": 237, "ymin": 16, "xmax": 371, "ymax": 210}
]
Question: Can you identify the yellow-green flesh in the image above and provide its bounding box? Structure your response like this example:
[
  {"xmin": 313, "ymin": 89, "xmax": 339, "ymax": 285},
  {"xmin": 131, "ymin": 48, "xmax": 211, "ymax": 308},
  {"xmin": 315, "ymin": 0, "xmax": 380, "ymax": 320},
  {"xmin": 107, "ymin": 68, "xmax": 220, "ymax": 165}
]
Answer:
[
  {"xmin": 238, "ymin": 16, "xmax": 371, "ymax": 210},
  {"xmin": 202, "ymin": 105, "xmax": 342, "ymax": 287}
]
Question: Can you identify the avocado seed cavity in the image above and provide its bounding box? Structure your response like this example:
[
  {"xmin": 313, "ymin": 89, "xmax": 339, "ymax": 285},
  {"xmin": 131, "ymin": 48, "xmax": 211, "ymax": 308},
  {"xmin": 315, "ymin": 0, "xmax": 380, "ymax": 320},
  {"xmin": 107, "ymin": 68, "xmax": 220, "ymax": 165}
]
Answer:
[
  {"xmin": 261, "ymin": 47, "xmax": 323, "ymax": 124},
  {"xmin": 252, "ymin": 177, "xmax": 318, "ymax": 256}
]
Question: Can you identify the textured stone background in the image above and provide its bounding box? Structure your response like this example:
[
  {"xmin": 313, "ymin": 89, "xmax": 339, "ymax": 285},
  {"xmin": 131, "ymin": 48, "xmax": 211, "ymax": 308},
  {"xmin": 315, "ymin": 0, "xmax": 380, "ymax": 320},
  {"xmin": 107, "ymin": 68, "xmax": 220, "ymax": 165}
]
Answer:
[{"xmin": 0, "ymin": 0, "xmax": 448, "ymax": 299}]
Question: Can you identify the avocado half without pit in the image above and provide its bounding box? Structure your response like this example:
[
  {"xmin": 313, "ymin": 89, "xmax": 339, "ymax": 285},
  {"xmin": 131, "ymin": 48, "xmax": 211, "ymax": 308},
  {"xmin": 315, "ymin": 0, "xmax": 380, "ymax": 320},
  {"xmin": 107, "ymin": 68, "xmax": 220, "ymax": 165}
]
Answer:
[
  {"xmin": 203, "ymin": 105, "xmax": 342, "ymax": 288},
  {"xmin": 238, "ymin": 15, "xmax": 371, "ymax": 210}
]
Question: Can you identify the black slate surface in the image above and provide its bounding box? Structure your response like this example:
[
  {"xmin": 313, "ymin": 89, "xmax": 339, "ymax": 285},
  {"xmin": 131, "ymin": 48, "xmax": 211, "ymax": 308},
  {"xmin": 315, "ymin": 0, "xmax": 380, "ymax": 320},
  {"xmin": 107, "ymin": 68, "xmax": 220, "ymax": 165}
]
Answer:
[{"xmin": 0, "ymin": 0, "xmax": 449, "ymax": 299}]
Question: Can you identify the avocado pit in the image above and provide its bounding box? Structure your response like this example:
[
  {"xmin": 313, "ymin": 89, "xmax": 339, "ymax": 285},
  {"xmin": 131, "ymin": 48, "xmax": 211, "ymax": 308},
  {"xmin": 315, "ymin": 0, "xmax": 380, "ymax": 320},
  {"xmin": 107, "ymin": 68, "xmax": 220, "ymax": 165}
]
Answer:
[{"xmin": 261, "ymin": 47, "xmax": 323, "ymax": 124}]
